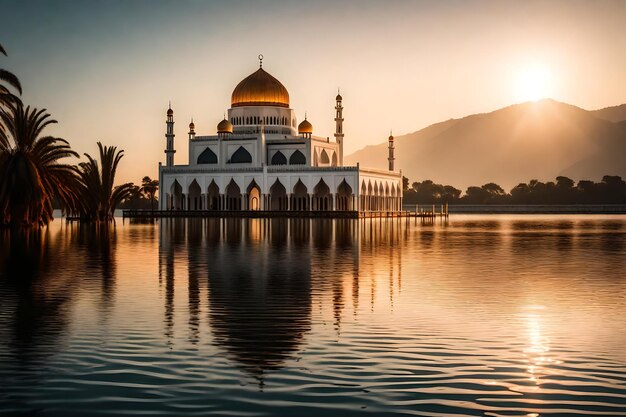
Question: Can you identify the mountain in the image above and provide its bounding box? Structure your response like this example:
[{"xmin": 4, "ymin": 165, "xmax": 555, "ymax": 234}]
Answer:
[
  {"xmin": 590, "ymin": 103, "xmax": 626, "ymax": 123},
  {"xmin": 346, "ymin": 99, "xmax": 626, "ymax": 190}
]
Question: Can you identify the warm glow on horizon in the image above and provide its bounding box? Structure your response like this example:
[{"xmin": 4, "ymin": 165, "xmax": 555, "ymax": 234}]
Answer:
[
  {"xmin": 2, "ymin": 1, "xmax": 626, "ymax": 184},
  {"xmin": 514, "ymin": 65, "xmax": 554, "ymax": 102}
]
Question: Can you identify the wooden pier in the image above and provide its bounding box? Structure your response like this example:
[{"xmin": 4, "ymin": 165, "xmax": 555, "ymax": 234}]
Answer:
[{"xmin": 121, "ymin": 204, "xmax": 449, "ymax": 220}]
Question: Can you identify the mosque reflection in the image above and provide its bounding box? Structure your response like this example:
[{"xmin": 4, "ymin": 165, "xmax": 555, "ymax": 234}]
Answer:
[{"xmin": 157, "ymin": 217, "xmax": 406, "ymax": 377}]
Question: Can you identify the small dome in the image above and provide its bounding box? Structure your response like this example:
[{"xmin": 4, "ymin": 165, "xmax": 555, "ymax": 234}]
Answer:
[
  {"xmin": 167, "ymin": 108, "xmax": 173, "ymax": 115},
  {"xmin": 298, "ymin": 118, "xmax": 313, "ymax": 134},
  {"xmin": 388, "ymin": 134, "xmax": 394, "ymax": 141},
  {"xmin": 189, "ymin": 121, "xmax": 195, "ymax": 129},
  {"xmin": 217, "ymin": 118, "xmax": 233, "ymax": 134},
  {"xmin": 336, "ymin": 93, "xmax": 342, "ymax": 101},
  {"xmin": 231, "ymin": 67, "xmax": 290, "ymax": 108}
]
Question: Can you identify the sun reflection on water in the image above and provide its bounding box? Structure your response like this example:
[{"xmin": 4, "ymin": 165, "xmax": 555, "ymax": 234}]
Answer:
[{"xmin": 523, "ymin": 308, "xmax": 562, "ymax": 389}]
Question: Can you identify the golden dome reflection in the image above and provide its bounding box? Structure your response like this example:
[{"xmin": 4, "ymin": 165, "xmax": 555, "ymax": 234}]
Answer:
[{"xmin": 231, "ymin": 67, "xmax": 290, "ymax": 108}]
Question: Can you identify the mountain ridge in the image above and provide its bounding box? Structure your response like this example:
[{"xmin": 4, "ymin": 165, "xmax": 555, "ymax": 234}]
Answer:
[{"xmin": 346, "ymin": 99, "xmax": 626, "ymax": 190}]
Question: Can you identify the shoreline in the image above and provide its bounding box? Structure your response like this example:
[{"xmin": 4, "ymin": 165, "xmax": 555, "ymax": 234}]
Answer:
[{"xmin": 406, "ymin": 204, "xmax": 626, "ymax": 214}]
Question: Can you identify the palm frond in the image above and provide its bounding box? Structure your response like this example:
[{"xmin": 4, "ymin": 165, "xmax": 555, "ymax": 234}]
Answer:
[{"xmin": 0, "ymin": 69, "xmax": 22, "ymax": 95}]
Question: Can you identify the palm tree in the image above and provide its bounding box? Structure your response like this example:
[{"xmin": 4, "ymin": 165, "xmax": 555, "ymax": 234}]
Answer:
[
  {"xmin": 76, "ymin": 142, "xmax": 133, "ymax": 222},
  {"xmin": 0, "ymin": 103, "xmax": 79, "ymax": 227},
  {"xmin": 141, "ymin": 176, "xmax": 159, "ymax": 210}
]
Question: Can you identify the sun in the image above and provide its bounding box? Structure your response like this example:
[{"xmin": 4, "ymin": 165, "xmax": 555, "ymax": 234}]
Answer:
[{"xmin": 514, "ymin": 65, "xmax": 553, "ymax": 102}]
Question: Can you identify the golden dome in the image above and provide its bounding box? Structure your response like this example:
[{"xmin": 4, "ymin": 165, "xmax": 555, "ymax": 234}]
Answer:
[
  {"xmin": 217, "ymin": 118, "xmax": 233, "ymax": 133},
  {"xmin": 231, "ymin": 67, "xmax": 289, "ymax": 108},
  {"xmin": 298, "ymin": 118, "xmax": 313, "ymax": 134}
]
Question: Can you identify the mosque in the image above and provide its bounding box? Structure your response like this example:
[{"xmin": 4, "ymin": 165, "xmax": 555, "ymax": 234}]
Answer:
[{"xmin": 158, "ymin": 56, "xmax": 402, "ymax": 213}]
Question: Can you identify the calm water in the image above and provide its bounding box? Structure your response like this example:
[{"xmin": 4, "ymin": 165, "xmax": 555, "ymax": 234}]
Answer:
[{"xmin": 1, "ymin": 216, "xmax": 625, "ymax": 416}]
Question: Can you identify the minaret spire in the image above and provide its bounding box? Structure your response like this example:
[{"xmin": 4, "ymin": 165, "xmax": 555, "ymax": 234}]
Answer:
[
  {"xmin": 188, "ymin": 116, "xmax": 195, "ymax": 140},
  {"xmin": 165, "ymin": 104, "xmax": 176, "ymax": 167},
  {"xmin": 334, "ymin": 89, "xmax": 344, "ymax": 166},
  {"xmin": 388, "ymin": 131, "xmax": 395, "ymax": 172}
]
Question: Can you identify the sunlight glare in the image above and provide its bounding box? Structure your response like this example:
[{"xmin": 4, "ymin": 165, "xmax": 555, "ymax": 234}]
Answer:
[{"xmin": 514, "ymin": 65, "xmax": 553, "ymax": 102}]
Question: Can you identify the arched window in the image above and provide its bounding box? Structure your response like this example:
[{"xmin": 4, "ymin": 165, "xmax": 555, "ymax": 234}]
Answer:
[
  {"xmin": 230, "ymin": 146, "xmax": 252, "ymax": 163},
  {"xmin": 289, "ymin": 149, "xmax": 306, "ymax": 165},
  {"xmin": 197, "ymin": 147, "xmax": 218, "ymax": 164},
  {"xmin": 271, "ymin": 151, "xmax": 287, "ymax": 165}
]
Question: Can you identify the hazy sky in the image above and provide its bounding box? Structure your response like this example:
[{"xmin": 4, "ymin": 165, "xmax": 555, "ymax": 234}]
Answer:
[{"xmin": 2, "ymin": 0, "xmax": 625, "ymax": 183}]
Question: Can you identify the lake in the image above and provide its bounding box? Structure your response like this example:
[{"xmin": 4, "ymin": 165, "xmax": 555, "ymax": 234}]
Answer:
[{"xmin": 1, "ymin": 215, "xmax": 625, "ymax": 416}]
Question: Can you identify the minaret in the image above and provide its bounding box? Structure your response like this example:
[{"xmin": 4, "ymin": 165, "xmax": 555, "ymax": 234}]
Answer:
[
  {"xmin": 388, "ymin": 131, "xmax": 395, "ymax": 171},
  {"xmin": 334, "ymin": 90, "xmax": 344, "ymax": 166},
  {"xmin": 188, "ymin": 118, "xmax": 195, "ymax": 140},
  {"xmin": 165, "ymin": 103, "xmax": 175, "ymax": 167}
]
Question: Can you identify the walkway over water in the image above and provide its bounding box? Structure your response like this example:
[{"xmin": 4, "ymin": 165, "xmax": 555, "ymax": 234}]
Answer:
[{"xmin": 121, "ymin": 207, "xmax": 449, "ymax": 219}]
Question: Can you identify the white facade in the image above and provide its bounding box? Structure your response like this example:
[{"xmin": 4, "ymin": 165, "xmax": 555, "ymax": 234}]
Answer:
[{"xmin": 158, "ymin": 62, "xmax": 402, "ymax": 212}]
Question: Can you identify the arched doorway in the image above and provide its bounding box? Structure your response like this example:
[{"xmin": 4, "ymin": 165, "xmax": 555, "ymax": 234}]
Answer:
[
  {"xmin": 292, "ymin": 179, "xmax": 308, "ymax": 211},
  {"xmin": 313, "ymin": 179, "xmax": 331, "ymax": 211},
  {"xmin": 207, "ymin": 180, "xmax": 220, "ymax": 210},
  {"xmin": 247, "ymin": 179, "xmax": 261, "ymax": 211},
  {"xmin": 337, "ymin": 179, "xmax": 353, "ymax": 211},
  {"xmin": 270, "ymin": 179, "xmax": 287, "ymax": 210},
  {"xmin": 225, "ymin": 179, "xmax": 242, "ymax": 210},
  {"xmin": 171, "ymin": 180, "xmax": 183, "ymax": 210},
  {"xmin": 188, "ymin": 179, "xmax": 202, "ymax": 210}
]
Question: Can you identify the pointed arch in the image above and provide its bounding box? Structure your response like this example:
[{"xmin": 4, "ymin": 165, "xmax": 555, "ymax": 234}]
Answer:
[
  {"xmin": 331, "ymin": 151, "xmax": 337, "ymax": 167},
  {"xmin": 225, "ymin": 179, "xmax": 242, "ymax": 210},
  {"xmin": 188, "ymin": 179, "xmax": 202, "ymax": 210},
  {"xmin": 171, "ymin": 179, "xmax": 183, "ymax": 210},
  {"xmin": 289, "ymin": 149, "xmax": 306, "ymax": 165},
  {"xmin": 247, "ymin": 179, "xmax": 261, "ymax": 211},
  {"xmin": 207, "ymin": 179, "xmax": 220, "ymax": 210},
  {"xmin": 270, "ymin": 179, "xmax": 287, "ymax": 210},
  {"xmin": 320, "ymin": 149, "xmax": 330, "ymax": 164},
  {"xmin": 292, "ymin": 178, "xmax": 309, "ymax": 211},
  {"xmin": 367, "ymin": 180, "xmax": 374, "ymax": 211},
  {"xmin": 230, "ymin": 146, "xmax": 252, "ymax": 163},
  {"xmin": 197, "ymin": 147, "xmax": 218, "ymax": 164},
  {"xmin": 337, "ymin": 179, "xmax": 353, "ymax": 211},
  {"xmin": 271, "ymin": 150, "xmax": 287, "ymax": 165},
  {"xmin": 313, "ymin": 179, "xmax": 331, "ymax": 211}
]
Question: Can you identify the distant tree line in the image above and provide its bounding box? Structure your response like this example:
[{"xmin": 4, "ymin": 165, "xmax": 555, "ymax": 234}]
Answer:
[
  {"xmin": 119, "ymin": 176, "xmax": 159, "ymax": 210},
  {"xmin": 402, "ymin": 175, "xmax": 626, "ymax": 205}
]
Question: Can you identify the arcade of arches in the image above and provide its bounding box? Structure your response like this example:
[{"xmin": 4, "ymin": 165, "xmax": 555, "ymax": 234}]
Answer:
[{"xmin": 165, "ymin": 178, "xmax": 402, "ymax": 211}]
